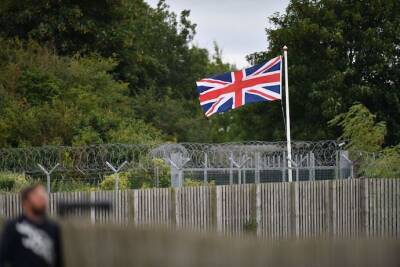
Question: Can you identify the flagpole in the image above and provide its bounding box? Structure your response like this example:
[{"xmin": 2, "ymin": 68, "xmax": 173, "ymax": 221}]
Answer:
[{"xmin": 283, "ymin": 46, "xmax": 293, "ymax": 182}]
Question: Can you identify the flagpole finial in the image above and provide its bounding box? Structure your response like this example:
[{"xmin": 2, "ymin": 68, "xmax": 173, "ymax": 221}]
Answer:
[{"xmin": 283, "ymin": 45, "xmax": 288, "ymax": 51}]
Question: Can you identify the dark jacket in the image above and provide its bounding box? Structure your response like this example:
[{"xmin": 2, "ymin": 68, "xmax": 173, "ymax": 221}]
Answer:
[{"xmin": 0, "ymin": 215, "xmax": 63, "ymax": 267}]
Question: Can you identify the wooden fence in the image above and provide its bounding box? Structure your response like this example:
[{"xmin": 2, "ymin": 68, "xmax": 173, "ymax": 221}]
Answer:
[
  {"xmin": 1, "ymin": 179, "xmax": 399, "ymax": 238},
  {"xmin": 59, "ymin": 224, "xmax": 400, "ymax": 267}
]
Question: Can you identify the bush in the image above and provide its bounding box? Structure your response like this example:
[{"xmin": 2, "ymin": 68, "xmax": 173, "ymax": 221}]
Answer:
[
  {"xmin": 127, "ymin": 158, "xmax": 171, "ymax": 189},
  {"xmin": 329, "ymin": 103, "xmax": 386, "ymax": 153},
  {"xmin": 331, "ymin": 104, "xmax": 400, "ymax": 178},
  {"xmin": 100, "ymin": 173, "xmax": 129, "ymax": 190},
  {"xmin": 184, "ymin": 178, "xmax": 215, "ymax": 187},
  {"xmin": 51, "ymin": 179, "xmax": 97, "ymax": 192},
  {"xmin": 0, "ymin": 172, "xmax": 31, "ymax": 192},
  {"xmin": 361, "ymin": 146, "xmax": 400, "ymax": 178},
  {"xmin": 0, "ymin": 178, "xmax": 14, "ymax": 191}
]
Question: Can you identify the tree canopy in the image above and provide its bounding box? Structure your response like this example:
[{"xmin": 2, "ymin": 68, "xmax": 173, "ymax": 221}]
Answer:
[
  {"xmin": 0, "ymin": 40, "xmax": 163, "ymax": 147},
  {"xmin": 0, "ymin": 0, "xmax": 234, "ymax": 146},
  {"xmin": 330, "ymin": 103, "xmax": 400, "ymax": 178},
  {"xmin": 248, "ymin": 0, "xmax": 400, "ymax": 145},
  {"xmin": 0, "ymin": 0, "xmax": 399, "ymax": 147}
]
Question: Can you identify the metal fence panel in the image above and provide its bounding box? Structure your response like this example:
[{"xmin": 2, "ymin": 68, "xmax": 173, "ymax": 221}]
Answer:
[{"xmin": 0, "ymin": 141, "xmax": 352, "ymax": 189}]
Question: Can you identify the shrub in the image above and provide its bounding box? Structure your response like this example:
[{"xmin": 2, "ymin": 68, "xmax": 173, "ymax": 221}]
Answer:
[
  {"xmin": 184, "ymin": 178, "xmax": 215, "ymax": 187},
  {"xmin": 329, "ymin": 103, "xmax": 386, "ymax": 152},
  {"xmin": 0, "ymin": 177, "xmax": 14, "ymax": 191},
  {"xmin": 127, "ymin": 158, "xmax": 171, "ymax": 189},
  {"xmin": 330, "ymin": 104, "xmax": 400, "ymax": 178},
  {"xmin": 361, "ymin": 146, "xmax": 400, "ymax": 178},
  {"xmin": 51, "ymin": 179, "xmax": 97, "ymax": 192},
  {"xmin": 100, "ymin": 173, "xmax": 129, "ymax": 190},
  {"xmin": 0, "ymin": 172, "xmax": 31, "ymax": 192}
]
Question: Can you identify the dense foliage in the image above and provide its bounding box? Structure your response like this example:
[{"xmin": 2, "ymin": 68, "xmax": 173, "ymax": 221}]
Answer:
[
  {"xmin": 248, "ymin": 0, "xmax": 400, "ymax": 144},
  {"xmin": 0, "ymin": 0, "xmax": 233, "ymax": 147},
  {"xmin": 328, "ymin": 103, "xmax": 386, "ymax": 152},
  {"xmin": 330, "ymin": 103, "xmax": 400, "ymax": 178},
  {"xmin": 0, "ymin": 0, "xmax": 399, "ymax": 147},
  {"xmin": 0, "ymin": 172, "xmax": 30, "ymax": 192},
  {"xmin": 0, "ymin": 40, "xmax": 162, "ymax": 146}
]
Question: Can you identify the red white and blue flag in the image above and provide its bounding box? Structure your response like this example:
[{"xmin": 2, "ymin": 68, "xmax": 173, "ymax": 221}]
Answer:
[{"xmin": 196, "ymin": 56, "xmax": 282, "ymax": 117}]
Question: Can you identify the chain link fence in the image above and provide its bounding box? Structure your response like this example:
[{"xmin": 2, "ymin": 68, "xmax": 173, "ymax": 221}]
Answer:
[{"xmin": 0, "ymin": 141, "xmax": 354, "ymax": 191}]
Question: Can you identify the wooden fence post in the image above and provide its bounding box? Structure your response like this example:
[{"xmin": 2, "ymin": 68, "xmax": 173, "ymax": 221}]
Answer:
[
  {"xmin": 216, "ymin": 186, "xmax": 222, "ymax": 233},
  {"xmin": 249, "ymin": 184, "xmax": 257, "ymax": 235},
  {"xmin": 332, "ymin": 180, "xmax": 337, "ymax": 236},
  {"xmin": 290, "ymin": 182, "xmax": 299, "ymax": 239},
  {"xmin": 128, "ymin": 190, "xmax": 136, "ymax": 225},
  {"xmin": 256, "ymin": 184, "xmax": 261, "ymax": 237},
  {"xmin": 210, "ymin": 186, "xmax": 217, "ymax": 231},
  {"xmin": 323, "ymin": 180, "xmax": 335, "ymax": 238},
  {"xmin": 360, "ymin": 179, "xmax": 369, "ymax": 238},
  {"xmin": 170, "ymin": 188, "xmax": 177, "ymax": 226},
  {"xmin": 90, "ymin": 191, "xmax": 95, "ymax": 224}
]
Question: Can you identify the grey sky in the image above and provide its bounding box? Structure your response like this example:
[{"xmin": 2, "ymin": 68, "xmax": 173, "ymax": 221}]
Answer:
[{"xmin": 145, "ymin": 0, "xmax": 290, "ymax": 68}]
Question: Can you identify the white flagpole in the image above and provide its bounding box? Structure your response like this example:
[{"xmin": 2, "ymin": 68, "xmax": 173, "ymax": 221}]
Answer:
[{"xmin": 283, "ymin": 46, "xmax": 293, "ymax": 182}]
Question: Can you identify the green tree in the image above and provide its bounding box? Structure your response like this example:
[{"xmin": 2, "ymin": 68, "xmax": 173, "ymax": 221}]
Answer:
[
  {"xmin": 132, "ymin": 44, "xmax": 235, "ymax": 142},
  {"xmin": 0, "ymin": 0, "xmax": 126, "ymax": 55},
  {"xmin": 247, "ymin": 0, "xmax": 400, "ymax": 143},
  {"xmin": 331, "ymin": 103, "xmax": 400, "ymax": 178},
  {"xmin": 0, "ymin": 40, "xmax": 162, "ymax": 147},
  {"xmin": 0, "ymin": 0, "xmax": 197, "ymax": 95},
  {"xmin": 0, "ymin": 0, "xmax": 243, "ymax": 142},
  {"xmin": 329, "ymin": 103, "xmax": 386, "ymax": 152}
]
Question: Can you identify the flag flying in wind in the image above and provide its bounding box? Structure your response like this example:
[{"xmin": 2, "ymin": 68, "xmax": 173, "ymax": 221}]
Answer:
[{"xmin": 196, "ymin": 56, "xmax": 282, "ymax": 117}]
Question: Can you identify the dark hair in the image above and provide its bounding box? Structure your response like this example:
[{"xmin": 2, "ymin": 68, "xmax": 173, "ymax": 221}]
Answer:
[{"xmin": 21, "ymin": 184, "xmax": 44, "ymax": 202}]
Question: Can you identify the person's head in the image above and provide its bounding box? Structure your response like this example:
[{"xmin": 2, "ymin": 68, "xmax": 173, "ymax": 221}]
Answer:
[{"xmin": 21, "ymin": 184, "xmax": 48, "ymax": 218}]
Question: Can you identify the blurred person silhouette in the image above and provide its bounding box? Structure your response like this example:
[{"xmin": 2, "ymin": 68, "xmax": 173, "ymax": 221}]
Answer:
[{"xmin": 0, "ymin": 184, "xmax": 63, "ymax": 267}]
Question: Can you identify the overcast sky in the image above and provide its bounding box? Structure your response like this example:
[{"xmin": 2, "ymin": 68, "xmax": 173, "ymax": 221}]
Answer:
[{"xmin": 145, "ymin": 0, "xmax": 290, "ymax": 68}]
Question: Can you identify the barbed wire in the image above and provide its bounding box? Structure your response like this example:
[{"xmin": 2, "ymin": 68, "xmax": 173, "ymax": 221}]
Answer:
[{"xmin": 0, "ymin": 141, "xmax": 340, "ymax": 175}]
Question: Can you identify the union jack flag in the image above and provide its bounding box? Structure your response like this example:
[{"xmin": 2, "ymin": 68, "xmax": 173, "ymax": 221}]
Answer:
[{"xmin": 196, "ymin": 56, "xmax": 282, "ymax": 117}]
